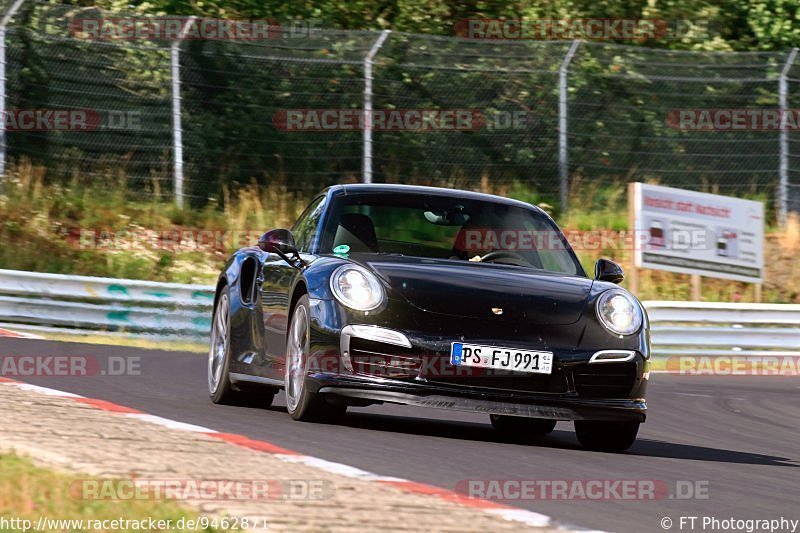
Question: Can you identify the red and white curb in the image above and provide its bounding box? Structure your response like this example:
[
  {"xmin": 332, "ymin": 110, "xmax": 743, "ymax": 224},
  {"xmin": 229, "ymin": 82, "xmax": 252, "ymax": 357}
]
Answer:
[
  {"xmin": 0, "ymin": 327, "xmax": 41, "ymax": 339},
  {"xmin": 0, "ymin": 377, "xmax": 592, "ymax": 532}
]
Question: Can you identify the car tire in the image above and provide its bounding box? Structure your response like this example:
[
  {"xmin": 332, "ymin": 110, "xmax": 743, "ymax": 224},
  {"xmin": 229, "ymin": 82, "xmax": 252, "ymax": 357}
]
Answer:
[
  {"xmin": 208, "ymin": 286, "xmax": 275, "ymax": 407},
  {"xmin": 285, "ymin": 295, "xmax": 346, "ymax": 422},
  {"xmin": 490, "ymin": 415, "xmax": 557, "ymax": 435},
  {"xmin": 574, "ymin": 420, "xmax": 640, "ymax": 451}
]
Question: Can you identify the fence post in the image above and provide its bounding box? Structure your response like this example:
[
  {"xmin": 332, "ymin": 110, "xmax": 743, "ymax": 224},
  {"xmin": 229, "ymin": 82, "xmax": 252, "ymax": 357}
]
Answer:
[
  {"xmin": 362, "ymin": 30, "xmax": 390, "ymax": 184},
  {"xmin": 0, "ymin": 0, "xmax": 27, "ymax": 191},
  {"xmin": 558, "ymin": 39, "xmax": 580, "ymax": 212},
  {"xmin": 171, "ymin": 16, "xmax": 196, "ymax": 208},
  {"xmin": 779, "ymin": 47, "xmax": 798, "ymax": 226}
]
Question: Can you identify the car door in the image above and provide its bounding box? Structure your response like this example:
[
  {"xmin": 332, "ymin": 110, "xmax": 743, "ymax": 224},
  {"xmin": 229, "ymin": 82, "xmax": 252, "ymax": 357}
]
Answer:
[{"xmin": 260, "ymin": 195, "xmax": 326, "ymax": 379}]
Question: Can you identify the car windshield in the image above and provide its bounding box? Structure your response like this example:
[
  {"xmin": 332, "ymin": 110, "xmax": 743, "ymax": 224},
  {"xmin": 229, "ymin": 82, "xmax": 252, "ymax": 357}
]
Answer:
[{"xmin": 320, "ymin": 193, "xmax": 583, "ymax": 276}]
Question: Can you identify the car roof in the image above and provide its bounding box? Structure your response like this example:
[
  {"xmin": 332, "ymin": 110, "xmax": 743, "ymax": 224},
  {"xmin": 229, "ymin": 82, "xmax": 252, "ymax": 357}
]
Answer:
[{"xmin": 325, "ymin": 183, "xmax": 545, "ymax": 214}]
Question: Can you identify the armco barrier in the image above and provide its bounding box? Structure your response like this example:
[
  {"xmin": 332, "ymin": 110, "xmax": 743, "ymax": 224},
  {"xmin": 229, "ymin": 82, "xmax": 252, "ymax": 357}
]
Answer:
[
  {"xmin": 0, "ymin": 269, "xmax": 214, "ymax": 340},
  {"xmin": 0, "ymin": 269, "xmax": 798, "ymax": 353},
  {"xmin": 0, "ymin": 269, "xmax": 213, "ymax": 306},
  {"xmin": 644, "ymin": 301, "xmax": 800, "ymax": 356}
]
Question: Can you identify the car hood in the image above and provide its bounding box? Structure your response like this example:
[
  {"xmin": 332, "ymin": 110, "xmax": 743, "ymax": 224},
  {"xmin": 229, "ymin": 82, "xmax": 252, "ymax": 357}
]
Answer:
[{"xmin": 360, "ymin": 255, "xmax": 593, "ymax": 325}]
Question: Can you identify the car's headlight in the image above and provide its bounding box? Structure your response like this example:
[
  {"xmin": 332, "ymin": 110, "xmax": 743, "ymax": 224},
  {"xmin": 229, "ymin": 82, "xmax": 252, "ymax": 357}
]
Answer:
[
  {"xmin": 330, "ymin": 264, "xmax": 385, "ymax": 311},
  {"xmin": 596, "ymin": 289, "xmax": 643, "ymax": 336}
]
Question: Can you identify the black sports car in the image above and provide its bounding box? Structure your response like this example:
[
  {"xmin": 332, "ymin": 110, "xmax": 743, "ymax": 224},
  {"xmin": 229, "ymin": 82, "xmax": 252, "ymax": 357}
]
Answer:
[{"xmin": 208, "ymin": 184, "xmax": 649, "ymax": 451}]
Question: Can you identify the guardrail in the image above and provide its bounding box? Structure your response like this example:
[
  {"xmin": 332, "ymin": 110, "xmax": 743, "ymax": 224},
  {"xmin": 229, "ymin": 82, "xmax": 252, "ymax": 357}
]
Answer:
[
  {"xmin": 645, "ymin": 301, "xmax": 800, "ymax": 356},
  {"xmin": 0, "ymin": 269, "xmax": 214, "ymax": 340},
  {"xmin": 0, "ymin": 269, "xmax": 798, "ymax": 354}
]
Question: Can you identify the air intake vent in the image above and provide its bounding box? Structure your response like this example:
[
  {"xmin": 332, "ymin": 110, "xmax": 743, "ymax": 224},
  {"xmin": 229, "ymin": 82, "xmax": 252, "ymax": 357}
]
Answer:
[
  {"xmin": 573, "ymin": 362, "xmax": 637, "ymax": 398},
  {"xmin": 349, "ymin": 338, "xmax": 421, "ymax": 379}
]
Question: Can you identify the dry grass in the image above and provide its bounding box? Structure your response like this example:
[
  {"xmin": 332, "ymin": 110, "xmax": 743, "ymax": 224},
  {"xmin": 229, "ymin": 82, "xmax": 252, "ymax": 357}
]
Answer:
[
  {"xmin": 35, "ymin": 331, "xmax": 208, "ymax": 353},
  {"xmin": 0, "ymin": 160, "xmax": 797, "ymax": 301},
  {"xmin": 0, "ymin": 453, "xmax": 229, "ymax": 532},
  {"xmin": 0, "ymin": 160, "xmax": 307, "ymax": 284},
  {"xmin": 222, "ymin": 181, "xmax": 307, "ymax": 234},
  {"xmin": 568, "ymin": 215, "xmax": 800, "ymax": 303},
  {"xmin": 764, "ymin": 213, "xmax": 800, "ymax": 302}
]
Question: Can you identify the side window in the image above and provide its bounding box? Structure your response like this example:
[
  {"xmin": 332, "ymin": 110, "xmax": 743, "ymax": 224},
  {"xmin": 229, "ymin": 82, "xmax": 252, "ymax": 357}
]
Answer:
[{"xmin": 292, "ymin": 197, "xmax": 326, "ymax": 253}]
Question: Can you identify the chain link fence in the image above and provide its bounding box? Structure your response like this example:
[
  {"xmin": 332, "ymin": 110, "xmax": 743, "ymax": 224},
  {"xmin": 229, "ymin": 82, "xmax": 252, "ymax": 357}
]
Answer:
[
  {"xmin": 2, "ymin": 1, "xmax": 799, "ymax": 219},
  {"xmin": 3, "ymin": 2, "xmax": 173, "ymax": 194}
]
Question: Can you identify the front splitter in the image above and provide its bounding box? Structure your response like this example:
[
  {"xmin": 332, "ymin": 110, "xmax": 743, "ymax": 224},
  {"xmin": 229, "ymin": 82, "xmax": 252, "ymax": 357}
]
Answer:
[{"xmin": 318, "ymin": 386, "xmax": 646, "ymax": 421}]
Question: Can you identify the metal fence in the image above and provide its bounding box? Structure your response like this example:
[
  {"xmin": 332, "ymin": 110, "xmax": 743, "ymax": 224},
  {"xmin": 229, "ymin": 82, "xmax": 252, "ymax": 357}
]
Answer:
[
  {"xmin": 2, "ymin": 269, "xmax": 799, "ymax": 355},
  {"xmin": 0, "ymin": 268, "xmax": 212, "ymax": 339},
  {"xmin": 2, "ymin": 1, "xmax": 800, "ymax": 219}
]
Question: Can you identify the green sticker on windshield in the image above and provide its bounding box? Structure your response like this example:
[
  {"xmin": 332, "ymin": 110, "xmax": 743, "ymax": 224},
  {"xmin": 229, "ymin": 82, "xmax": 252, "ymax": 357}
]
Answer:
[{"xmin": 333, "ymin": 244, "xmax": 350, "ymax": 256}]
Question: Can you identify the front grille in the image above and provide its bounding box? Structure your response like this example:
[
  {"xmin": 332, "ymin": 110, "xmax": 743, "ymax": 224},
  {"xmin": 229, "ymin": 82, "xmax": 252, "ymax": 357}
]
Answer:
[
  {"xmin": 348, "ymin": 338, "xmax": 569, "ymax": 394},
  {"xmin": 349, "ymin": 338, "xmax": 421, "ymax": 379},
  {"xmin": 573, "ymin": 362, "xmax": 637, "ymax": 398},
  {"xmin": 431, "ymin": 372, "xmax": 568, "ymax": 394}
]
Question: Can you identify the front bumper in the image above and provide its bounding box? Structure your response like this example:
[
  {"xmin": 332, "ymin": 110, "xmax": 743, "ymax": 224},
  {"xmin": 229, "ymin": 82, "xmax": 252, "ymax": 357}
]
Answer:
[
  {"xmin": 306, "ymin": 304, "xmax": 649, "ymax": 422},
  {"xmin": 310, "ymin": 373, "xmax": 646, "ymax": 422}
]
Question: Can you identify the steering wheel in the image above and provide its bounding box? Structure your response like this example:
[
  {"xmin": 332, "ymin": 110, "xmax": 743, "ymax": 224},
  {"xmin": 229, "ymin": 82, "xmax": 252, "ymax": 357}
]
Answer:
[{"xmin": 479, "ymin": 250, "xmax": 531, "ymax": 266}]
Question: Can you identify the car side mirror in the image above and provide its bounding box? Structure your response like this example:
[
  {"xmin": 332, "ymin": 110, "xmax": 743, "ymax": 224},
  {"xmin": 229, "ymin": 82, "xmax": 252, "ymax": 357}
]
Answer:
[
  {"xmin": 595, "ymin": 258, "xmax": 624, "ymax": 284},
  {"xmin": 258, "ymin": 229, "xmax": 302, "ymax": 265}
]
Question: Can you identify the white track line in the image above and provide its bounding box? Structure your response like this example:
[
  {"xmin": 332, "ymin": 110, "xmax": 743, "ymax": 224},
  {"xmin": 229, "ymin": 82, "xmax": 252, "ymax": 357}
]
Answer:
[
  {"xmin": 0, "ymin": 379, "xmax": 581, "ymax": 531},
  {"xmin": 0, "ymin": 327, "xmax": 42, "ymax": 339},
  {"xmin": 276, "ymin": 453, "xmax": 406, "ymax": 482},
  {"xmin": 5, "ymin": 382, "xmax": 84, "ymax": 397},
  {"xmin": 124, "ymin": 413, "xmax": 218, "ymax": 433}
]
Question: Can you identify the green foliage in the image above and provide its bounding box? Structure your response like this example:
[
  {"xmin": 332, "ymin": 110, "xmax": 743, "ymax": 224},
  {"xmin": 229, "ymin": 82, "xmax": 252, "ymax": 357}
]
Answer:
[
  {"xmin": 59, "ymin": 0, "xmax": 800, "ymax": 50},
  {"xmin": 7, "ymin": 1, "xmax": 798, "ymax": 215}
]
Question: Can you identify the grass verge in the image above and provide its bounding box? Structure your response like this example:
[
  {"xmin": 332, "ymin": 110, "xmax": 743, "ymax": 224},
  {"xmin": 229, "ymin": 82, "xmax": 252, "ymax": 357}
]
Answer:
[
  {"xmin": 34, "ymin": 332, "xmax": 208, "ymax": 354},
  {"xmin": 0, "ymin": 453, "xmax": 230, "ymax": 532},
  {"xmin": 1, "ymin": 159, "xmax": 797, "ymax": 302}
]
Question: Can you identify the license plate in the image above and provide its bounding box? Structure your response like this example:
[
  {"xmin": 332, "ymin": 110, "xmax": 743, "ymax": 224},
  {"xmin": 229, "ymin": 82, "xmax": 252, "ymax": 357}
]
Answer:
[{"xmin": 450, "ymin": 342, "xmax": 553, "ymax": 375}]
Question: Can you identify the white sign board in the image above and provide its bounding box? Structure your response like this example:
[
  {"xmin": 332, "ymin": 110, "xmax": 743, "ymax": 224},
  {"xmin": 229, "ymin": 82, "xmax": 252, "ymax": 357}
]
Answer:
[{"xmin": 631, "ymin": 183, "xmax": 764, "ymax": 283}]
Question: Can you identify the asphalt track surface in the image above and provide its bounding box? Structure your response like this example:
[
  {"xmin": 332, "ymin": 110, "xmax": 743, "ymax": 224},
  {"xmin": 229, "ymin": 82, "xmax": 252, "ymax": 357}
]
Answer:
[{"xmin": 2, "ymin": 337, "xmax": 798, "ymax": 533}]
